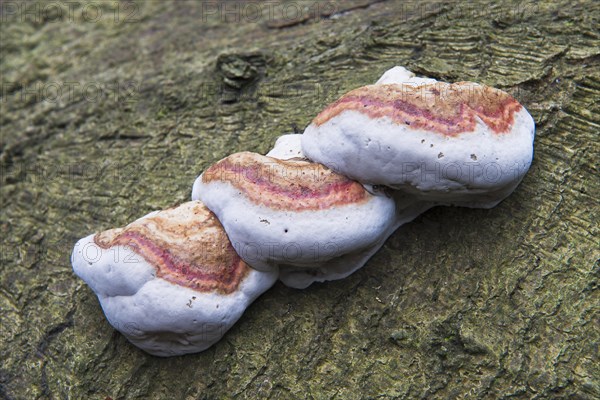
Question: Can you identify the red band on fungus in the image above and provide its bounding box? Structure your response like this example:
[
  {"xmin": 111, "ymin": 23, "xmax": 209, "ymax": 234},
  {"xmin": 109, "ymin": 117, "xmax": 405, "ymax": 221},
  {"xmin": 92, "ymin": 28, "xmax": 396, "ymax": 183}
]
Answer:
[
  {"xmin": 202, "ymin": 152, "xmax": 369, "ymax": 211},
  {"xmin": 94, "ymin": 202, "xmax": 249, "ymax": 294},
  {"xmin": 313, "ymin": 82, "xmax": 523, "ymax": 135}
]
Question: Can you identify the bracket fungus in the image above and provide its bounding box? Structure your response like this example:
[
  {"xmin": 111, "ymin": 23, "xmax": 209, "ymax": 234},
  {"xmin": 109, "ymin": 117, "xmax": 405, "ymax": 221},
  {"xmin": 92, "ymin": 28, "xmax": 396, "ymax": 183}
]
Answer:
[
  {"xmin": 71, "ymin": 201, "xmax": 277, "ymax": 356},
  {"xmin": 72, "ymin": 66, "xmax": 534, "ymax": 356},
  {"xmin": 192, "ymin": 152, "xmax": 397, "ymax": 278},
  {"xmin": 302, "ymin": 67, "xmax": 535, "ymax": 208}
]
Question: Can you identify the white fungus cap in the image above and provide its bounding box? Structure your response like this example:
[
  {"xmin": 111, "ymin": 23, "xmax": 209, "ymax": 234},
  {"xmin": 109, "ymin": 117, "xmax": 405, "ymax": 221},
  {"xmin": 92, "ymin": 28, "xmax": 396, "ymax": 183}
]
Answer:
[
  {"xmin": 194, "ymin": 152, "xmax": 397, "ymax": 281},
  {"xmin": 193, "ymin": 137, "xmax": 405, "ymax": 288},
  {"xmin": 376, "ymin": 66, "xmax": 437, "ymax": 86},
  {"xmin": 265, "ymin": 133, "xmax": 305, "ymax": 160},
  {"xmin": 71, "ymin": 201, "xmax": 277, "ymax": 356},
  {"xmin": 302, "ymin": 67, "xmax": 536, "ymax": 208}
]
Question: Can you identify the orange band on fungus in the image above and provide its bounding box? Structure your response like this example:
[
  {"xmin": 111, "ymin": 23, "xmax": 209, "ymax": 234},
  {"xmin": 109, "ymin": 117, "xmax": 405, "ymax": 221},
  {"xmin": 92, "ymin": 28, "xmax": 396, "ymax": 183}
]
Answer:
[
  {"xmin": 94, "ymin": 202, "xmax": 249, "ymax": 294},
  {"xmin": 202, "ymin": 152, "xmax": 370, "ymax": 211},
  {"xmin": 313, "ymin": 82, "xmax": 522, "ymax": 135}
]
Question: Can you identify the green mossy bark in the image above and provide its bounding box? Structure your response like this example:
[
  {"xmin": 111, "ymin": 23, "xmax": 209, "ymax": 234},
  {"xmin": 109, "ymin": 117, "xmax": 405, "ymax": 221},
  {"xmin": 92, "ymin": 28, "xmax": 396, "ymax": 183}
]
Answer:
[{"xmin": 1, "ymin": 1, "xmax": 598, "ymax": 399}]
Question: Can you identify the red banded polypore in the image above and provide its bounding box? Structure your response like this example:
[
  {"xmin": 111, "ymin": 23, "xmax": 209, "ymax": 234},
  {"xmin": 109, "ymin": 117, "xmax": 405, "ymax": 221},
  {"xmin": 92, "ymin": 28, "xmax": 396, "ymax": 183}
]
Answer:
[
  {"xmin": 72, "ymin": 67, "xmax": 537, "ymax": 355},
  {"xmin": 71, "ymin": 201, "xmax": 277, "ymax": 356},
  {"xmin": 302, "ymin": 68, "xmax": 535, "ymax": 208},
  {"xmin": 193, "ymin": 152, "xmax": 397, "ymax": 282}
]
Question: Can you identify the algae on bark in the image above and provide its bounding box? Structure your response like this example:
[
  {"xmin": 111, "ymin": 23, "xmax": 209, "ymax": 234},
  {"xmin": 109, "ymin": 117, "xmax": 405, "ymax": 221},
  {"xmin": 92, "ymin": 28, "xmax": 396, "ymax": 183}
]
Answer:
[{"xmin": 1, "ymin": 1, "xmax": 598, "ymax": 399}]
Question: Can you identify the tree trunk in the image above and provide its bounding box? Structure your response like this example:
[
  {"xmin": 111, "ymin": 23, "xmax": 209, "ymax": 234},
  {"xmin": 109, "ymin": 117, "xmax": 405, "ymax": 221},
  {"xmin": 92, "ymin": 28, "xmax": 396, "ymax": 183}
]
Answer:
[{"xmin": 1, "ymin": 1, "xmax": 598, "ymax": 398}]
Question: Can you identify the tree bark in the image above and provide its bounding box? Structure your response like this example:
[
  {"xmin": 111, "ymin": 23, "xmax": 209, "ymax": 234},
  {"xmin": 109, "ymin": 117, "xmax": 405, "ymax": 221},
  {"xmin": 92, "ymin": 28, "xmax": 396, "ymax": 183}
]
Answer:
[{"xmin": 1, "ymin": 1, "xmax": 598, "ymax": 398}]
